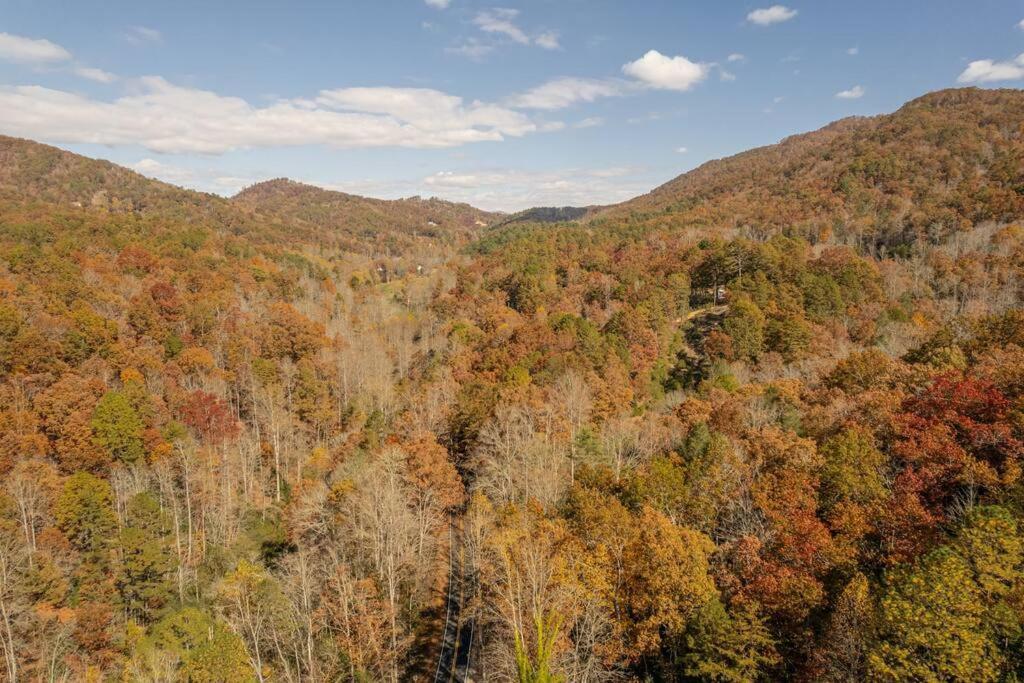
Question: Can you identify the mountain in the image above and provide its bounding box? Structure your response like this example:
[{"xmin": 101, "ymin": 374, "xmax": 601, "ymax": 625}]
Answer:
[
  {"xmin": 592, "ymin": 88, "xmax": 1024, "ymax": 252},
  {"xmin": 490, "ymin": 205, "xmax": 597, "ymax": 228},
  {"xmin": 0, "ymin": 134, "xmax": 233, "ymax": 216},
  {"xmin": 0, "ymin": 136, "xmax": 497, "ymax": 254},
  {"xmin": 232, "ymin": 178, "xmax": 500, "ymax": 253}
]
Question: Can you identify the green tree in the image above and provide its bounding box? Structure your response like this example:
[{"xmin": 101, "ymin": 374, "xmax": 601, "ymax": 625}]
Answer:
[
  {"xmin": 868, "ymin": 547, "xmax": 1000, "ymax": 682},
  {"xmin": 765, "ymin": 314, "xmax": 813, "ymax": 361},
  {"xmin": 683, "ymin": 599, "xmax": 779, "ymax": 682},
  {"xmin": 819, "ymin": 428, "xmax": 887, "ymax": 509},
  {"xmin": 117, "ymin": 492, "xmax": 177, "ymax": 622},
  {"xmin": 55, "ymin": 472, "xmax": 116, "ymax": 557},
  {"xmin": 55, "ymin": 471, "xmax": 117, "ymax": 601},
  {"xmin": 91, "ymin": 389, "xmax": 146, "ymax": 465},
  {"xmin": 134, "ymin": 607, "xmax": 255, "ymax": 682},
  {"xmin": 515, "ymin": 612, "xmax": 564, "ymax": 683},
  {"xmin": 722, "ymin": 296, "xmax": 765, "ymax": 361}
]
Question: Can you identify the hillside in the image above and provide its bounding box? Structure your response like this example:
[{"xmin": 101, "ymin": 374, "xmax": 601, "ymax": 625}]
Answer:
[
  {"xmin": 0, "ymin": 134, "xmax": 240, "ymax": 219},
  {"xmin": 0, "ymin": 136, "xmax": 497, "ymax": 254},
  {"xmin": 2, "ymin": 88, "xmax": 1024, "ymax": 682},
  {"xmin": 594, "ymin": 87, "xmax": 1024, "ymax": 252},
  {"xmin": 490, "ymin": 204, "xmax": 597, "ymax": 228},
  {"xmin": 233, "ymin": 178, "xmax": 500, "ymax": 253}
]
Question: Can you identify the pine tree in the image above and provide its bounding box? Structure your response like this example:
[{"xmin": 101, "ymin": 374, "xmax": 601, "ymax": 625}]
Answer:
[
  {"xmin": 683, "ymin": 599, "xmax": 779, "ymax": 682},
  {"xmin": 869, "ymin": 547, "xmax": 999, "ymax": 681},
  {"xmin": 117, "ymin": 492, "xmax": 176, "ymax": 622},
  {"xmin": 91, "ymin": 390, "xmax": 146, "ymax": 465}
]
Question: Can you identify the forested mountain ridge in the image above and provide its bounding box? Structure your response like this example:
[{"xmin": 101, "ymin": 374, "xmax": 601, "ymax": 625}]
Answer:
[
  {"xmin": 0, "ymin": 135, "xmax": 497, "ymax": 253},
  {"xmin": 0, "ymin": 87, "xmax": 1023, "ymax": 682},
  {"xmin": 0, "ymin": 134, "xmax": 235, "ymax": 217},
  {"xmin": 593, "ymin": 87, "xmax": 1024, "ymax": 253},
  {"xmin": 233, "ymin": 177, "xmax": 501, "ymax": 252}
]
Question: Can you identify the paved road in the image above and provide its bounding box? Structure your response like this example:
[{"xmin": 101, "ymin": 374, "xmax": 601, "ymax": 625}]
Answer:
[{"xmin": 434, "ymin": 521, "xmax": 475, "ymax": 683}]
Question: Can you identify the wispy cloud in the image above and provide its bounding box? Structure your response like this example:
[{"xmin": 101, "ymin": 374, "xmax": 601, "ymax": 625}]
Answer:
[
  {"xmin": 132, "ymin": 158, "xmax": 255, "ymax": 193},
  {"xmin": 425, "ymin": 0, "xmax": 451, "ymax": 8},
  {"xmin": 469, "ymin": 8, "xmax": 561, "ymax": 50},
  {"xmin": 0, "ymin": 32, "xmax": 115, "ymax": 84},
  {"xmin": 508, "ymin": 77, "xmax": 626, "ymax": 110},
  {"xmin": 747, "ymin": 5, "xmax": 798, "ymax": 25},
  {"xmin": 418, "ymin": 166, "xmax": 654, "ymax": 210},
  {"xmin": 74, "ymin": 65, "xmax": 117, "ymax": 83},
  {"xmin": 0, "ymin": 32, "xmax": 71, "ymax": 63},
  {"xmin": 535, "ymin": 31, "xmax": 560, "ymax": 50},
  {"xmin": 124, "ymin": 26, "xmax": 162, "ymax": 45},
  {"xmin": 473, "ymin": 8, "xmax": 529, "ymax": 44},
  {"xmin": 445, "ymin": 38, "xmax": 494, "ymax": 60}
]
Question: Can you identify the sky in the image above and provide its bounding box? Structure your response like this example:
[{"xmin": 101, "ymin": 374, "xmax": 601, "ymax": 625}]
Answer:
[{"xmin": 0, "ymin": 0, "xmax": 1022, "ymax": 212}]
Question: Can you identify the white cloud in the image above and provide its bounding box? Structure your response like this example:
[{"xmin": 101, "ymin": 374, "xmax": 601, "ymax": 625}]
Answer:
[
  {"xmin": 132, "ymin": 158, "xmax": 257, "ymax": 194},
  {"xmin": 124, "ymin": 26, "xmax": 162, "ymax": 45},
  {"xmin": 425, "ymin": 0, "xmax": 451, "ymax": 8},
  {"xmin": 445, "ymin": 39, "xmax": 494, "ymax": 60},
  {"xmin": 508, "ymin": 77, "xmax": 625, "ymax": 109},
  {"xmin": 719, "ymin": 70, "xmax": 736, "ymax": 82},
  {"xmin": 471, "ymin": 8, "xmax": 558, "ymax": 49},
  {"xmin": 418, "ymin": 166, "xmax": 654, "ymax": 210},
  {"xmin": 473, "ymin": 8, "xmax": 529, "ymax": 45},
  {"xmin": 957, "ymin": 54, "xmax": 1024, "ymax": 83},
  {"xmin": 573, "ymin": 117, "xmax": 604, "ymax": 129},
  {"xmin": 835, "ymin": 85, "xmax": 865, "ymax": 99},
  {"xmin": 727, "ymin": 53, "xmax": 745, "ymax": 62},
  {"xmin": 847, "ymin": 46, "xmax": 859, "ymax": 55},
  {"xmin": 622, "ymin": 50, "xmax": 710, "ymax": 91},
  {"xmin": 676, "ymin": 146, "xmax": 688, "ymax": 153},
  {"xmin": 747, "ymin": 5, "xmax": 798, "ymax": 25},
  {"xmin": 1018, "ymin": 19, "xmax": 1024, "ymax": 30},
  {"xmin": 74, "ymin": 65, "xmax": 117, "ymax": 83},
  {"xmin": 535, "ymin": 31, "xmax": 560, "ymax": 50},
  {"xmin": 0, "ymin": 32, "xmax": 71, "ymax": 63},
  {"xmin": 131, "ymin": 158, "xmax": 657, "ymax": 212},
  {"xmin": 0, "ymin": 32, "xmax": 116, "ymax": 84},
  {"xmin": 0, "ymin": 78, "xmax": 541, "ymax": 154}
]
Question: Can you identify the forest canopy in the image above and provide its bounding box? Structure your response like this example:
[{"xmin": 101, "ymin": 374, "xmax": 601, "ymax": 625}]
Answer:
[{"xmin": 0, "ymin": 87, "xmax": 1023, "ymax": 681}]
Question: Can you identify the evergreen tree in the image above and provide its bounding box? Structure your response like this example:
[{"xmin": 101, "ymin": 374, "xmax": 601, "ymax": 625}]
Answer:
[
  {"xmin": 683, "ymin": 599, "xmax": 779, "ymax": 682},
  {"xmin": 91, "ymin": 389, "xmax": 146, "ymax": 465},
  {"xmin": 117, "ymin": 492, "xmax": 176, "ymax": 622}
]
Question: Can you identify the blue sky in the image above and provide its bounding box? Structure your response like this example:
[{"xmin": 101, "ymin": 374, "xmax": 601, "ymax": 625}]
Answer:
[{"xmin": 0, "ymin": 0, "xmax": 1022, "ymax": 211}]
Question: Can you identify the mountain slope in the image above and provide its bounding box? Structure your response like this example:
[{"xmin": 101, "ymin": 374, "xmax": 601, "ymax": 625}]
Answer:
[
  {"xmin": 232, "ymin": 178, "xmax": 500, "ymax": 252},
  {"xmin": 0, "ymin": 136, "xmax": 498, "ymax": 253},
  {"xmin": 0, "ymin": 134, "xmax": 234, "ymax": 216},
  {"xmin": 592, "ymin": 87, "xmax": 1024, "ymax": 250}
]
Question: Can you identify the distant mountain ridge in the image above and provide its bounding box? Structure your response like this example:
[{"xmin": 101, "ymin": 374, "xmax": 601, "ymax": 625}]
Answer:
[
  {"xmin": 0, "ymin": 136, "xmax": 500, "ymax": 252},
  {"xmin": 233, "ymin": 178, "xmax": 500, "ymax": 246},
  {"xmin": 491, "ymin": 205, "xmax": 597, "ymax": 228}
]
